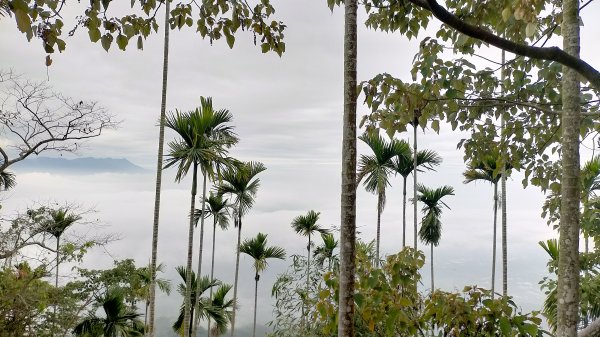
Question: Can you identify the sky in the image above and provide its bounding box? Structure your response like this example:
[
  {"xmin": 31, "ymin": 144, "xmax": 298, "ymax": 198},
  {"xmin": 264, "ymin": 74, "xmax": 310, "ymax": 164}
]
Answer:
[{"xmin": 2, "ymin": 0, "xmax": 600, "ymax": 334}]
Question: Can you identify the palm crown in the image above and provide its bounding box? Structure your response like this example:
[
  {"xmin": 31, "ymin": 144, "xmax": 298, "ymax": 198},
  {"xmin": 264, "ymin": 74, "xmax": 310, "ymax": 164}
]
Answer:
[
  {"xmin": 357, "ymin": 132, "xmax": 410, "ymax": 211},
  {"xmin": 291, "ymin": 210, "xmax": 329, "ymax": 238},
  {"xmin": 216, "ymin": 161, "xmax": 266, "ymax": 221},
  {"xmin": 240, "ymin": 233, "xmax": 286, "ymax": 274},
  {"xmin": 417, "ymin": 184, "xmax": 454, "ymax": 246}
]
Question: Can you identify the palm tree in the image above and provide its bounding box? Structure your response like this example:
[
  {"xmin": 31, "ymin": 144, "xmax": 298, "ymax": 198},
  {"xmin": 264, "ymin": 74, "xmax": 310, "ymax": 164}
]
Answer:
[
  {"xmin": 357, "ymin": 132, "xmax": 409, "ymax": 264},
  {"xmin": 291, "ymin": 210, "xmax": 329, "ymax": 325},
  {"xmin": 41, "ymin": 208, "xmax": 81, "ymax": 289},
  {"xmin": 417, "ymin": 184, "xmax": 454, "ymax": 291},
  {"xmin": 207, "ymin": 283, "xmax": 235, "ymax": 337},
  {"xmin": 172, "ymin": 266, "xmax": 229, "ymax": 337},
  {"xmin": 165, "ymin": 100, "xmax": 237, "ymax": 337},
  {"xmin": 73, "ymin": 289, "xmax": 144, "ymax": 337},
  {"xmin": 148, "ymin": 3, "xmax": 171, "ymax": 336},
  {"xmin": 215, "ymin": 161, "xmax": 266, "ymax": 337},
  {"xmin": 463, "ymin": 149, "xmax": 510, "ymax": 296},
  {"xmin": 0, "ymin": 170, "xmax": 16, "ymax": 191},
  {"xmin": 391, "ymin": 147, "xmax": 442, "ymax": 247},
  {"xmin": 313, "ymin": 232, "xmax": 338, "ymax": 272},
  {"xmin": 195, "ymin": 192, "xmax": 231, "ymax": 337},
  {"xmin": 135, "ymin": 263, "xmax": 171, "ymax": 329},
  {"xmin": 240, "ymin": 233, "xmax": 285, "ymax": 337}
]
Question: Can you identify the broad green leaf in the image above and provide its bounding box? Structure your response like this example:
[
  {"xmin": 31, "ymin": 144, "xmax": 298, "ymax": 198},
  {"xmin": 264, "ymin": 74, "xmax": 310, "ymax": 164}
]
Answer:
[{"xmin": 15, "ymin": 9, "xmax": 31, "ymax": 33}]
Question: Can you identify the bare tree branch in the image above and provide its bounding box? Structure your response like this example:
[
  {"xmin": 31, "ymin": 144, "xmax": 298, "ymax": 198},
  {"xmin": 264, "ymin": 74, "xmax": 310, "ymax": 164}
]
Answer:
[{"xmin": 0, "ymin": 70, "xmax": 118, "ymax": 174}]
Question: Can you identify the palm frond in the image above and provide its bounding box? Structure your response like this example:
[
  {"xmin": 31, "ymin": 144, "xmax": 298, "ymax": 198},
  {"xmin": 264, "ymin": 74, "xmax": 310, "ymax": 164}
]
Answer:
[
  {"xmin": 240, "ymin": 233, "xmax": 286, "ymax": 274},
  {"xmin": 0, "ymin": 170, "xmax": 16, "ymax": 191}
]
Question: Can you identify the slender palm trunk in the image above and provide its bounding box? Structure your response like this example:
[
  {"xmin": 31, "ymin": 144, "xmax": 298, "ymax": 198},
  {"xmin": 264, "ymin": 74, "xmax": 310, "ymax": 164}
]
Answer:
[
  {"xmin": 207, "ymin": 217, "xmax": 217, "ymax": 337},
  {"xmin": 54, "ymin": 237, "xmax": 60, "ymax": 322},
  {"xmin": 376, "ymin": 193, "xmax": 382, "ymax": 265},
  {"xmin": 500, "ymin": 49, "xmax": 508, "ymax": 299},
  {"xmin": 184, "ymin": 162, "xmax": 199, "ymax": 337},
  {"xmin": 402, "ymin": 176, "xmax": 407, "ymax": 247},
  {"xmin": 252, "ymin": 273, "xmax": 259, "ymax": 337},
  {"xmin": 193, "ymin": 173, "xmax": 208, "ymax": 336},
  {"xmin": 230, "ymin": 213, "xmax": 242, "ymax": 337},
  {"xmin": 148, "ymin": 3, "xmax": 170, "ymax": 336},
  {"xmin": 305, "ymin": 233, "xmax": 311, "ymax": 328},
  {"xmin": 430, "ymin": 243, "xmax": 434, "ymax": 291},
  {"xmin": 557, "ymin": 0, "xmax": 581, "ymax": 335},
  {"xmin": 338, "ymin": 0, "xmax": 357, "ymax": 335},
  {"xmin": 492, "ymin": 182, "xmax": 498, "ymax": 297},
  {"xmin": 145, "ymin": 301, "xmax": 149, "ymax": 328},
  {"xmin": 413, "ymin": 120, "xmax": 418, "ymax": 250}
]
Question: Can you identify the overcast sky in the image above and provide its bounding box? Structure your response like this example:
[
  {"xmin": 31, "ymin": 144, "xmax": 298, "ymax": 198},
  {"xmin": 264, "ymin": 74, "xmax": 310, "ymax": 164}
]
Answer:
[{"xmin": 2, "ymin": 0, "xmax": 600, "ymax": 333}]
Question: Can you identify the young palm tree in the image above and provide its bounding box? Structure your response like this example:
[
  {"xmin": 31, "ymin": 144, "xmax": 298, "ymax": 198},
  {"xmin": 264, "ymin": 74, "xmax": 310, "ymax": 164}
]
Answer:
[
  {"xmin": 165, "ymin": 100, "xmax": 237, "ymax": 337},
  {"xmin": 195, "ymin": 192, "xmax": 231, "ymax": 337},
  {"xmin": 215, "ymin": 161, "xmax": 266, "ymax": 337},
  {"xmin": 240, "ymin": 233, "xmax": 285, "ymax": 337},
  {"xmin": 417, "ymin": 184, "xmax": 454, "ymax": 291},
  {"xmin": 41, "ymin": 208, "xmax": 82, "ymax": 289},
  {"xmin": 291, "ymin": 210, "xmax": 329, "ymax": 324},
  {"xmin": 357, "ymin": 132, "xmax": 409, "ymax": 264},
  {"xmin": 73, "ymin": 289, "xmax": 145, "ymax": 337},
  {"xmin": 172, "ymin": 266, "xmax": 229, "ymax": 337},
  {"xmin": 313, "ymin": 232, "xmax": 339, "ymax": 272},
  {"xmin": 135, "ymin": 263, "xmax": 171, "ymax": 329},
  {"xmin": 148, "ymin": 3, "xmax": 171, "ymax": 336},
  {"xmin": 463, "ymin": 149, "xmax": 510, "ymax": 296},
  {"xmin": 391, "ymin": 147, "xmax": 442, "ymax": 247}
]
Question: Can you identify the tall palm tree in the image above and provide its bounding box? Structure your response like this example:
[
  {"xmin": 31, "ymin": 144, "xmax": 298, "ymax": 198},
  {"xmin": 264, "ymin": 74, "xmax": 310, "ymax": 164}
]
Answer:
[
  {"xmin": 313, "ymin": 232, "xmax": 338, "ymax": 272},
  {"xmin": 148, "ymin": 3, "xmax": 171, "ymax": 336},
  {"xmin": 391, "ymin": 147, "xmax": 442, "ymax": 247},
  {"xmin": 195, "ymin": 192, "xmax": 231, "ymax": 337},
  {"xmin": 417, "ymin": 184, "xmax": 454, "ymax": 291},
  {"xmin": 411, "ymin": 109, "xmax": 422, "ymax": 251},
  {"xmin": 215, "ymin": 161, "xmax": 266, "ymax": 337},
  {"xmin": 463, "ymin": 149, "xmax": 510, "ymax": 296},
  {"xmin": 165, "ymin": 101, "xmax": 237, "ymax": 337},
  {"xmin": 73, "ymin": 289, "xmax": 144, "ymax": 337},
  {"xmin": 240, "ymin": 233, "xmax": 286, "ymax": 337},
  {"xmin": 357, "ymin": 132, "xmax": 409, "ymax": 264},
  {"xmin": 172, "ymin": 266, "xmax": 229, "ymax": 337},
  {"xmin": 291, "ymin": 210, "xmax": 329, "ymax": 325}
]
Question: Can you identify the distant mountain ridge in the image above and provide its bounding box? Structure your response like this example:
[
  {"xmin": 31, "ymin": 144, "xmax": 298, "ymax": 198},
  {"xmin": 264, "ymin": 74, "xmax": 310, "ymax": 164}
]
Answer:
[{"xmin": 13, "ymin": 157, "xmax": 147, "ymax": 174}]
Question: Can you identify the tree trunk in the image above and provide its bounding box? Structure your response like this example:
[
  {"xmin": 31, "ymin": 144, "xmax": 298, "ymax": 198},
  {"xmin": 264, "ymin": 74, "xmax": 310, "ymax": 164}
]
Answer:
[
  {"xmin": 193, "ymin": 172, "xmax": 208, "ymax": 337},
  {"xmin": 492, "ymin": 182, "xmax": 498, "ymax": 297},
  {"xmin": 430, "ymin": 243, "xmax": 434, "ymax": 291},
  {"xmin": 557, "ymin": 0, "xmax": 581, "ymax": 335},
  {"xmin": 54, "ymin": 236, "xmax": 60, "ymax": 323},
  {"xmin": 579, "ymin": 317, "xmax": 600, "ymax": 337},
  {"xmin": 413, "ymin": 118, "xmax": 418, "ymax": 251},
  {"xmin": 230, "ymin": 214, "xmax": 242, "ymax": 337},
  {"xmin": 252, "ymin": 274, "xmax": 259, "ymax": 337},
  {"xmin": 338, "ymin": 0, "xmax": 357, "ymax": 335},
  {"xmin": 148, "ymin": 2, "xmax": 170, "ymax": 336},
  {"xmin": 305, "ymin": 233, "xmax": 311, "ymax": 329},
  {"xmin": 145, "ymin": 301, "xmax": 149, "ymax": 329},
  {"xmin": 376, "ymin": 193, "xmax": 382, "ymax": 266},
  {"xmin": 500, "ymin": 49, "xmax": 508, "ymax": 299},
  {"xmin": 402, "ymin": 176, "xmax": 407, "ymax": 248},
  {"xmin": 184, "ymin": 162, "xmax": 199, "ymax": 337},
  {"xmin": 207, "ymin": 217, "xmax": 217, "ymax": 337}
]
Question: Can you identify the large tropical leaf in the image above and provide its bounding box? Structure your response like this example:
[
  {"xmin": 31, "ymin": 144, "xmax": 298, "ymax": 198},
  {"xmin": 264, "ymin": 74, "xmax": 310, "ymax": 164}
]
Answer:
[{"xmin": 215, "ymin": 161, "xmax": 266, "ymax": 220}]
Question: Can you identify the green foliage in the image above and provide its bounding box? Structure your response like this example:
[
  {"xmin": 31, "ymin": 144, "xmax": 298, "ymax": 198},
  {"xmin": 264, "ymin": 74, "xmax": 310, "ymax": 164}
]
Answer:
[
  {"xmin": 215, "ymin": 161, "xmax": 266, "ymax": 220},
  {"xmin": 7, "ymin": 0, "xmax": 286, "ymax": 61},
  {"xmin": 310, "ymin": 244, "xmax": 543, "ymax": 337}
]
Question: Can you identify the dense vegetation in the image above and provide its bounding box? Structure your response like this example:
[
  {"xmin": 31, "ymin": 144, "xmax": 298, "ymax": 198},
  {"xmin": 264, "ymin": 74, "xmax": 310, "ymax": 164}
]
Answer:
[{"xmin": 1, "ymin": 0, "xmax": 600, "ymax": 336}]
